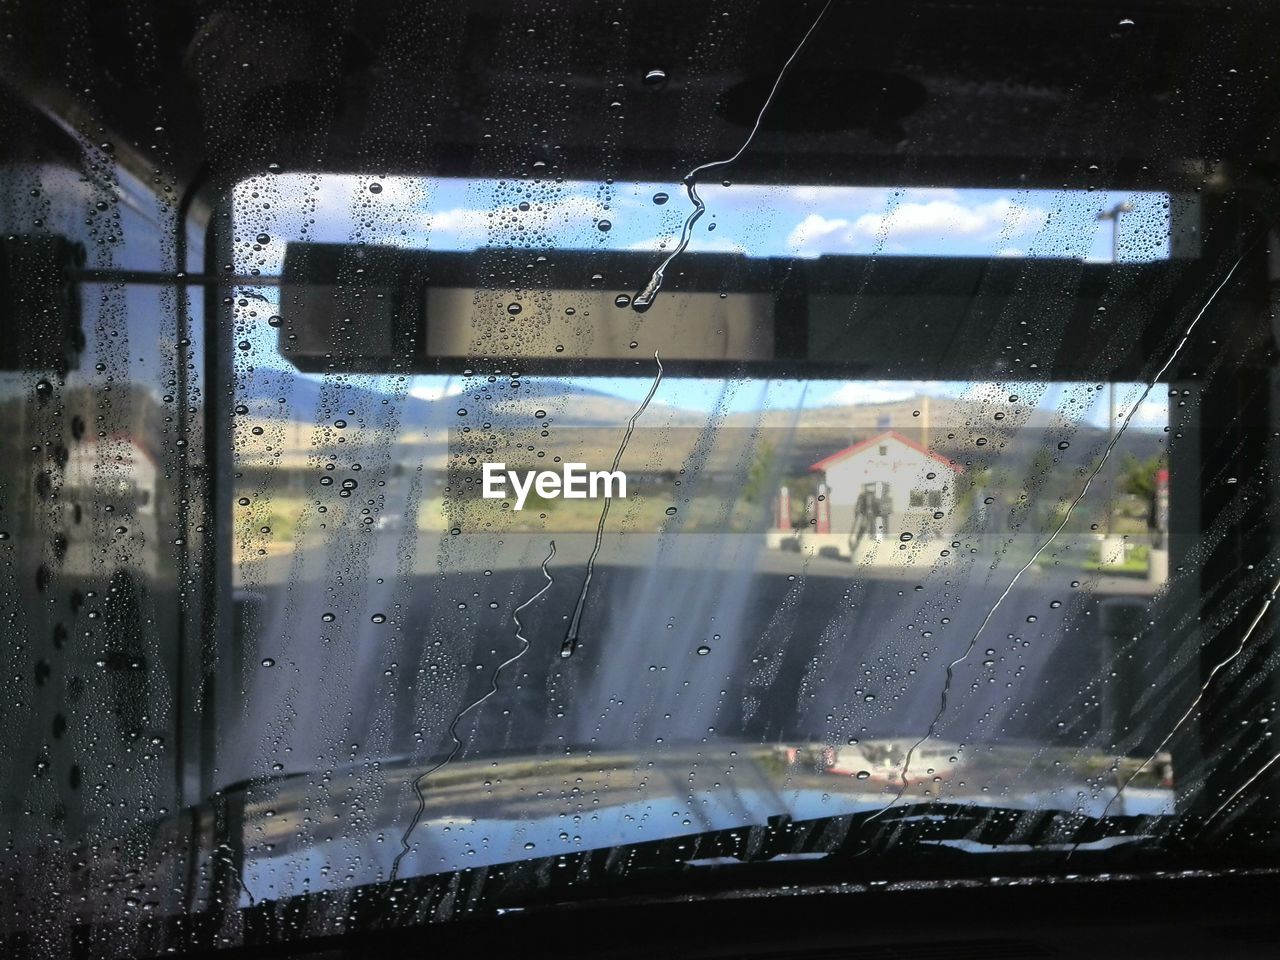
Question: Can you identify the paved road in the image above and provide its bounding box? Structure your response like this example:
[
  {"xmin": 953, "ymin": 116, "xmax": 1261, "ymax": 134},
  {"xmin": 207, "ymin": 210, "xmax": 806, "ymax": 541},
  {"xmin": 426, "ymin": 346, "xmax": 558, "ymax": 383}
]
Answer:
[{"xmin": 219, "ymin": 528, "xmax": 1172, "ymax": 789}]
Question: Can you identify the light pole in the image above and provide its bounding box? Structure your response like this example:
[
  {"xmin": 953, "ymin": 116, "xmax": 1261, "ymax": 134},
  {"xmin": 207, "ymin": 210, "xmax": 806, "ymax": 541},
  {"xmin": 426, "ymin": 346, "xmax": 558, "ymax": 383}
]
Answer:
[
  {"xmin": 1097, "ymin": 199, "xmax": 1134, "ymax": 262},
  {"xmin": 1097, "ymin": 200, "xmax": 1133, "ymax": 542}
]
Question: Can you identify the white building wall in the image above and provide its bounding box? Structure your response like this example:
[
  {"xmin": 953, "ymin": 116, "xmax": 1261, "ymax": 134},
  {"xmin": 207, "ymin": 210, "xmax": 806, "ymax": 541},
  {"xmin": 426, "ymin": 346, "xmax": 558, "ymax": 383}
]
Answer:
[
  {"xmin": 822, "ymin": 436, "xmax": 952, "ymax": 506},
  {"xmin": 816, "ymin": 434, "xmax": 961, "ymax": 540}
]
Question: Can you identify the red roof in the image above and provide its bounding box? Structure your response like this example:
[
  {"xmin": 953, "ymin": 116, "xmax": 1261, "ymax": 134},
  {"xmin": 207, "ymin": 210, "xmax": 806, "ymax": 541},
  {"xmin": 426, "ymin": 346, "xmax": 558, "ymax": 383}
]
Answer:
[{"xmin": 809, "ymin": 430, "xmax": 963, "ymax": 474}]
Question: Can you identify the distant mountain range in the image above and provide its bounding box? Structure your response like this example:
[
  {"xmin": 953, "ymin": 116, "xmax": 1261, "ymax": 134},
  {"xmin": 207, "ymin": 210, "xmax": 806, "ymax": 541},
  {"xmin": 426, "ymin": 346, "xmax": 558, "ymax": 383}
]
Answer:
[
  {"xmin": 235, "ymin": 374, "xmax": 1165, "ymax": 478},
  {"xmin": 237, "ymin": 372, "xmax": 699, "ymax": 429}
]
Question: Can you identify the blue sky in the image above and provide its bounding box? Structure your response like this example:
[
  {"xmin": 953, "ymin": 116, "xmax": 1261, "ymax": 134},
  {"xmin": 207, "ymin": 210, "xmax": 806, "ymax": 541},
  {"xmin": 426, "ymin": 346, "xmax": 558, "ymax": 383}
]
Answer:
[
  {"xmin": 235, "ymin": 175, "xmax": 1171, "ymax": 265},
  {"xmin": 230, "ymin": 175, "xmax": 1172, "ymax": 428}
]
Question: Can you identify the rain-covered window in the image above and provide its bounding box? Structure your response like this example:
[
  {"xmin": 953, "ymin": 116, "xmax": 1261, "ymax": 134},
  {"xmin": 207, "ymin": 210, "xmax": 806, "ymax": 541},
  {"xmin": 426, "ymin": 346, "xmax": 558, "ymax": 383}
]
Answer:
[{"xmin": 4, "ymin": 1, "xmax": 1280, "ymax": 955}]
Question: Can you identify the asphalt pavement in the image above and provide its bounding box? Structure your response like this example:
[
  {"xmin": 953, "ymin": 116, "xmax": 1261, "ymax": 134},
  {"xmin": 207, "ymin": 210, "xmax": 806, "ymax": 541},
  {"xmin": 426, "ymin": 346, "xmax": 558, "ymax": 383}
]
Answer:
[{"xmin": 219, "ymin": 529, "xmax": 1173, "ymax": 791}]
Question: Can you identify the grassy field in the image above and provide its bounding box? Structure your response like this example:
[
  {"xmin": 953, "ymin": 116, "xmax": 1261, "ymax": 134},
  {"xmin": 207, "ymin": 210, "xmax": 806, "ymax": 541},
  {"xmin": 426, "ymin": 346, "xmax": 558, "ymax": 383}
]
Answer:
[
  {"xmin": 234, "ymin": 493, "xmax": 310, "ymax": 545},
  {"xmin": 232, "ymin": 490, "xmax": 770, "ymax": 551},
  {"xmin": 1035, "ymin": 539, "xmax": 1151, "ymax": 576},
  {"xmin": 429, "ymin": 492, "xmax": 767, "ymax": 533},
  {"xmin": 1082, "ymin": 543, "xmax": 1151, "ymax": 575}
]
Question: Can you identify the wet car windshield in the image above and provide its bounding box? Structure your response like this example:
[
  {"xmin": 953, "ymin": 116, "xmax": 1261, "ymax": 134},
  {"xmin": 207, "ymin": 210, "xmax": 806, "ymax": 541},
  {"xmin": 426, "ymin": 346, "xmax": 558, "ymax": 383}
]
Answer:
[{"xmin": 4, "ymin": 0, "xmax": 1280, "ymax": 955}]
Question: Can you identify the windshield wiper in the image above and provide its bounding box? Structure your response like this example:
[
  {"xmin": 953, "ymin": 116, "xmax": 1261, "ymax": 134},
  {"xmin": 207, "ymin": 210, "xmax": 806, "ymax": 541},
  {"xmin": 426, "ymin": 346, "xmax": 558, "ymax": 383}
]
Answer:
[
  {"xmin": 669, "ymin": 803, "xmax": 1165, "ymax": 865},
  {"xmin": 200, "ymin": 803, "xmax": 1179, "ymax": 931}
]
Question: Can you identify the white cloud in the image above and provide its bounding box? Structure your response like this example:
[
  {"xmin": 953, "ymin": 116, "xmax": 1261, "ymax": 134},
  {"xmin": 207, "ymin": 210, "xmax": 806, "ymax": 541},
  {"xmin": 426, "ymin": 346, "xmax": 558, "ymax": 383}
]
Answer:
[
  {"xmin": 787, "ymin": 186, "xmax": 822, "ymax": 204},
  {"xmin": 408, "ymin": 378, "xmax": 463, "ymax": 402},
  {"xmin": 822, "ymin": 381, "xmax": 926, "ymax": 406},
  {"xmin": 419, "ymin": 206, "xmax": 490, "ymax": 243},
  {"xmin": 785, "ymin": 214, "xmax": 853, "ymax": 254},
  {"xmin": 853, "ymin": 198, "xmax": 1047, "ymax": 241},
  {"xmin": 235, "ymin": 173, "xmax": 428, "ymax": 224},
  {"xmin": 626, "ymin": 234, "xmax": 748, "ymax": 255},
  {"xmin": 413, "ymin": 193, "xmax": 612, "ymax": 246},
  {"xmin": 1125, "ymin": 395, "xmax": 1169, "ymax": 430},
  {"xmin": 787, "ymin": 196, "xmax": 1049, "ymax": 256}
]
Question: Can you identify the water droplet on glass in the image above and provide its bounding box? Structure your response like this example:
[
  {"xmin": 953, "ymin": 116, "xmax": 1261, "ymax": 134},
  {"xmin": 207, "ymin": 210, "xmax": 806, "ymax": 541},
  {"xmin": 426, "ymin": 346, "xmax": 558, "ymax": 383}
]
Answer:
[
  {"xmin": 899, "ymin": 532, "xmax": 913, "ymax": 542},
  {"xmin": 1057, "ymin": 440, "xmax": 1070, "ymax": 450},
  {"xmin": 534, "ymin": 409, "xmax": 547, "ymax": 419},
  {"xmin": 855, "ymin": 770, "xmax": 870, "ymax": 780},
  {"xmin": 322, "ymin": 612, "xmax": 335, "ymax": 623},
  {"xmin": 652, "ymin": 192, "xmax": 669, "ymax": 205},
  {"xmin": 261, "ymin": 658, "xmax": 275, "ymax": 668},
  {"xmin": 642, "ymin": 68, "xmax": 668, "ymax": 89},
  {"xmin": 1026, "ymin": 615, "xmax": 1038, "ymax": 623},
  {"xmin": 597, "ymin": 219, "xmax": 612, "ymax": 232},
  {"xmin": 371, "ymin": 613, "xmax": 386, "ymax": 623},
  {"xmin": 507, "ymin": 302, "xmax": 522, "ymax": 315},
  {"xmin": 614, "ymin": 294, "xmax": 631, "ymax": 308},
  {"xmin": 696, "ymin": 645, "xmax": 710, "ymax": 656},
  {"xmin": 665, "ymin": 506, "xmax": 678, "ymax": 516},
  {"xmin": 368, "ymin": 182, "xmax": 382, "ymax": 194}
]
